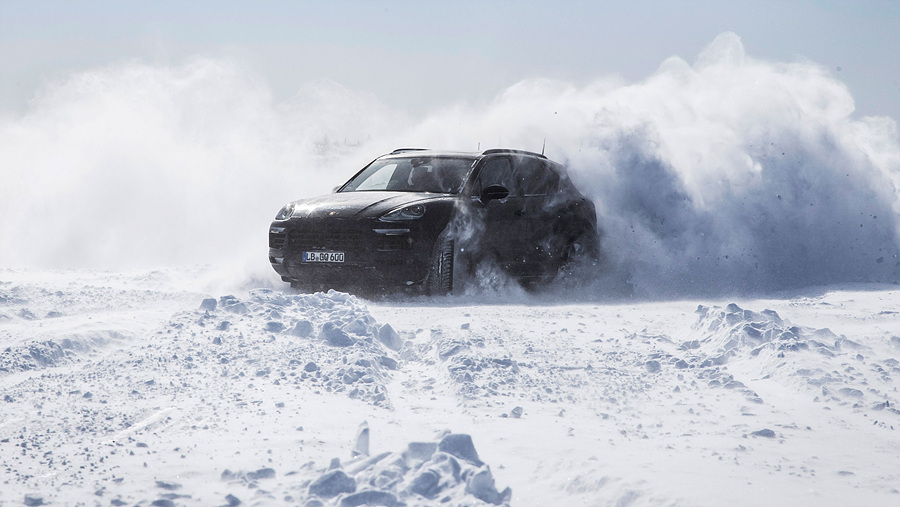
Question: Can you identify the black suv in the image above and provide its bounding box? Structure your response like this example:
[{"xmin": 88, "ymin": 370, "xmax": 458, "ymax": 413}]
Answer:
[{"xmin": 269, "ymin": 149, "xmax": 600, "ymax": 294}]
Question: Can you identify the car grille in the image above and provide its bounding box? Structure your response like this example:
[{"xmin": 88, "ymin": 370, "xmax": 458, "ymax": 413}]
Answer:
[{"xmin": 288, "ymin": 228, "xmax": 367, "ymax": 252}]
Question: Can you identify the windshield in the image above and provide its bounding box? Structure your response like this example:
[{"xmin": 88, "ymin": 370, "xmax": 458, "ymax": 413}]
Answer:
[{"xmin": 340, "ymin": 156, "xmax": 475, "ymax": 194}]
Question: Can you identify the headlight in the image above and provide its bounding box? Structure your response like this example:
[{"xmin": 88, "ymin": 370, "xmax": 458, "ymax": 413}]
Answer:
[
  {"xmin": 380, "ymin": 203, "xmax": 426, "ymax": 221},
  {"xmin": 275, "ymin": 203, "xmax": 296, "ymax": 221}
]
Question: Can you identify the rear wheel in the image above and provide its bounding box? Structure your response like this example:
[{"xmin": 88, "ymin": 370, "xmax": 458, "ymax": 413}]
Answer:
[
  {"xmin": 426, "ymin": 236, "xmax": 455, "ymax": 295},
  {"xmin": 558, "ymin": 227, "xmax": 601, "ymax": 278}
]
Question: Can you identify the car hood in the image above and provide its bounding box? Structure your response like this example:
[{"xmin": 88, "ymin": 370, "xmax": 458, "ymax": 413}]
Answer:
[{"xmin": 287, "ymin": 191, "xmax": 449, "ymax": 219}]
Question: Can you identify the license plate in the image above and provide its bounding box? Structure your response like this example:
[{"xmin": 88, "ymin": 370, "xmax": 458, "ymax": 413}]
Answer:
[{"xmin": 303, "ymin": 251, "xmax": 344, "ymax": 263}]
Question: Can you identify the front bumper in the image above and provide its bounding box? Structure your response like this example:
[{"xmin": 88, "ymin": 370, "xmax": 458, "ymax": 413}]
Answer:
[{"xmin": 268, "ymin": 217, "xmax": 438, "ymax": 290}]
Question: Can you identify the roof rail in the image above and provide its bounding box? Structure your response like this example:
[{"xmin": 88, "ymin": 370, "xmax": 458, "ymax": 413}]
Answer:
[
  {"xmin": 390, "ymin": 148, "xmax": 429, "ymax": 154},
  {"xmin": 481, "ymin": 148, "xmax": 547, "ymax": 159}
]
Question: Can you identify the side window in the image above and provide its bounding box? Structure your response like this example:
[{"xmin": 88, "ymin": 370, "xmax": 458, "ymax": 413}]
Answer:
[
  {"xmin": 515, "ymin": 158, "xmax": 559, "ymax": 196},
  {"xmin": 474, "ymin": 158, "xmax": 515, "ymax": 196}
]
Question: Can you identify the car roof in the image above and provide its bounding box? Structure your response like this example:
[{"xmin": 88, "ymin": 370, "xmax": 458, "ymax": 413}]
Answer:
[{"xmin": 382, "ymin": 148, "xmax": 548, "ymax": 160}]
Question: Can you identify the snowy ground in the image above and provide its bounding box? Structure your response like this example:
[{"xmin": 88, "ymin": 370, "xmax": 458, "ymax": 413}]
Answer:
[{"xmin": 2, "ymin": 268, "xmax": 899, "ymax": 506}]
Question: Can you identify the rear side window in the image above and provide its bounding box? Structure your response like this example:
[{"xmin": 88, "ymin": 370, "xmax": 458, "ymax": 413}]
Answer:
[
  {"xmin": 473, "ymin": 157, "xmax": 516, "ymax": 195},
  {"xmin": 515, "ymin": 158, "xmax": 559, "ymax": 196}
]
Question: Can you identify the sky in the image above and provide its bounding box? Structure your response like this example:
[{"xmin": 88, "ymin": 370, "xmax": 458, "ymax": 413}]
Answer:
[{"xmin": 1, "ymin": 0, "xmax": 899, "ymax": 120}]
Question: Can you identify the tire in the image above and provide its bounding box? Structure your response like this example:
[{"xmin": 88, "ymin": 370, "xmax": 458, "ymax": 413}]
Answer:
[
  {"xmin": 426, "ymin": 236, "xmax": 455, "ymax": 295},
  {"xmin": 558, "ymin": 227, "xmax": 601, "ymax": 278}
]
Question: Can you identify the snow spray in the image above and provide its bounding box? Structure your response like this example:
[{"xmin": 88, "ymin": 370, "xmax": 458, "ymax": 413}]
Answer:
[{"xmin": 2, "ymin": 33, "xmax": 898, "ymax": 297}]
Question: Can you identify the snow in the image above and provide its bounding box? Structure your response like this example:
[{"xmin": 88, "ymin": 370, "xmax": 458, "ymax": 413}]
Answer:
[
  {"xmin": 2, "ymin": 30, "xmax": 900, "ymax": 507},
  {"xmin": 2, "ymin": 268, "xmax": 899, "ymax": 506}
]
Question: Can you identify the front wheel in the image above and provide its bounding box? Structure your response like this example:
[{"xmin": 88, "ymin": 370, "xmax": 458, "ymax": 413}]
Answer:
[{"xmin": 425, "ymin": 236, "xmax": 455, "ymax": 295}]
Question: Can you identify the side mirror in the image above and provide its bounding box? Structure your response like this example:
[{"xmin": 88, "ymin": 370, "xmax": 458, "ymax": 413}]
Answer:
[{"xmin": 481, "ymin": 184, "xmax": 510, "ymax": 204}]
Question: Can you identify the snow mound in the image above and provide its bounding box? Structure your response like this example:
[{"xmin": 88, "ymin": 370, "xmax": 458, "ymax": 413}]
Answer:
[
  {"xmin": 669, "ymin": 303, "xmax": 900, "ymax": 415},
  {"xmin": 0, "ymin": 278, "xmax": 191, "ymax": 372},
  {"xmin": 0, "ymin": 287, "xmax": 409, "ymax": 503},
  {"xmin": 295, "ymin": 429, "xmax": 511, "ymax": 506},
  {"xmin": 186, "ymin": 289, "xmax": 403, "ymax": 408},
  {"xmin": 692, "ymin": 303, "xmax": 848, "ymax": 361},
  {"xmin": 0, "ymin": 329, "xmax": 129, "ymax": 373}
]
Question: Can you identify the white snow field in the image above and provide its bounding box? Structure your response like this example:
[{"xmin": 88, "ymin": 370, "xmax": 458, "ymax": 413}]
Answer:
[
  {"xmin": 1, "ymin": 268, "xmax": 899, "ymax": 506},
  {"xmin": 3, "ymin": 31, "xmax": 900, "ymax": 507}
]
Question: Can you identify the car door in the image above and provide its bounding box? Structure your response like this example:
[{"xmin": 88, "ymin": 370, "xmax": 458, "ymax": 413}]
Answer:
[
  {"xmin": 513, "ymin": 157, "xmax": 564, "ymax": 268},
  {"xmin": 467, "ymin": 156, "xmax": 529, "ymax": 268}
]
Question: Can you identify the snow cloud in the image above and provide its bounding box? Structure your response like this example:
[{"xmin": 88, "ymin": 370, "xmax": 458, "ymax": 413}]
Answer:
[
  {"xmin": 2, "ymin": 33, "xmax": 898, "ymax": 296},
  {"xmin": 0, "ymin": 59, "xmax": 394, "ymax": 273}
]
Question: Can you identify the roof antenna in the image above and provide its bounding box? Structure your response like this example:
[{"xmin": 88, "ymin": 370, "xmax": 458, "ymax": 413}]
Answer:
[
  {"xmin": 477, "ymin": 142, "xmax": 481, "ymax": 151},
  {"xmin": 541, "ymin": 138, "xmax": 546, "ymax": 156}
]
